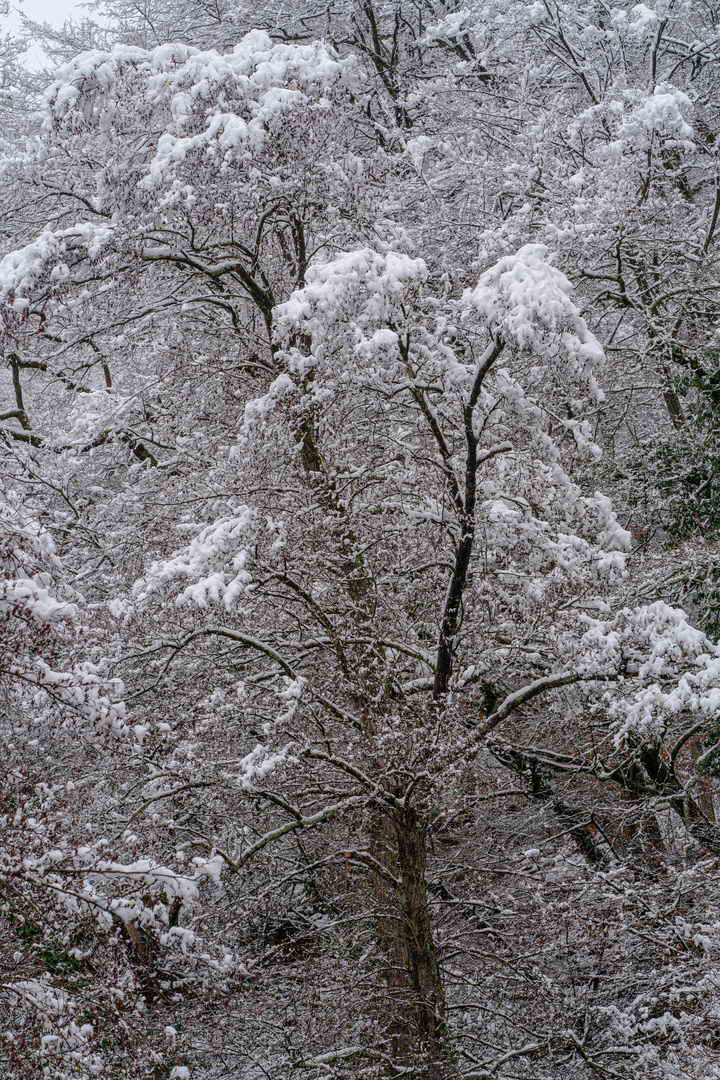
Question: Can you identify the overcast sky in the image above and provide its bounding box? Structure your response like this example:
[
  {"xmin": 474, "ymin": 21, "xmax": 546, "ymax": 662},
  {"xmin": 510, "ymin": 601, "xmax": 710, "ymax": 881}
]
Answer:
[
  {"xmin": 6, "ymin": 0, "xmax": 83, "ymax": 30},
  {"xmin": 4, "ymin": 0, "xmax": 88, "ymax": 68}
]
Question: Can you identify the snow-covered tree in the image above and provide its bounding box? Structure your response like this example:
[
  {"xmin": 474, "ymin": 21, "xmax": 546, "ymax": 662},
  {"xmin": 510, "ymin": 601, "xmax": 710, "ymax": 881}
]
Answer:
[{"xmin": 4, "ymin": 5, "xmax": 720, "ymax": 1079}]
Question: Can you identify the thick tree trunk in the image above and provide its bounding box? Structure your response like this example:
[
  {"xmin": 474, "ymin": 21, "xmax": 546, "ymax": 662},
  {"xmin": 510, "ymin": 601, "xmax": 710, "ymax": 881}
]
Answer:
[{"xmin": 372, "ymin": 806, "xmax": 450, "ymax": 1078}]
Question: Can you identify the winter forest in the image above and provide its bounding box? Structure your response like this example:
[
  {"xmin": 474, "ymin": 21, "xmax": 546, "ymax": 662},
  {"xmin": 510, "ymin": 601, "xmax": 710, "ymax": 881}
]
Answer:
[{"xmin": 7, "ymin": 0, "xmax": 720, "ymax": 1077}]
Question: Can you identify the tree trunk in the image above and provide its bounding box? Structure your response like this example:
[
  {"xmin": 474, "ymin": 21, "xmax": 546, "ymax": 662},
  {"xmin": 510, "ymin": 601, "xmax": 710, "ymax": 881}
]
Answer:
[{"xmin": 372, "ymin": 806, "xmax": 450, "ymax": 1078}]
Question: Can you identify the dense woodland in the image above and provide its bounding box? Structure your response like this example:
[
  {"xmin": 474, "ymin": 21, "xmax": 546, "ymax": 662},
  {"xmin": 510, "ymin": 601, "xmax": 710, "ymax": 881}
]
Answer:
[{"xmin": 4, "ymin": 1, "xmax": 720, "ymax": 1077}]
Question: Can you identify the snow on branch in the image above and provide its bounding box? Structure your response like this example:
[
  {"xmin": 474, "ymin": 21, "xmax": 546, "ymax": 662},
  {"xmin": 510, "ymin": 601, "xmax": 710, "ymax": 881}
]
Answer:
[
  {"xmin": 274, "ymin": 246, "xmax": 428, "ymax": 351},
  {"xmin": 582, "ymin": 602, "xmax": 720, "ymax": 745},
  {"xmin": 0, "ymin": 223, "xmax": 115, "ymax": 317},
  {"xmin": 44, "ymin": 30, "xmax": 361, "ymax": 191},
  {"xmin": 134, "ymin": 508, "xmax": 257, "ymax": 610},
  {"xmin": 462, "ymin": 244, "xmax": 605, "ymax": 396}
]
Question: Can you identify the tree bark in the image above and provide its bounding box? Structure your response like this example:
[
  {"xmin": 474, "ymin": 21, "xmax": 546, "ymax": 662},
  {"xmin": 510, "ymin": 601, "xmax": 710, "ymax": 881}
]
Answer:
[{"xmin": 372, "ymin": 805, "xmax": 450, "ymax": 1078}]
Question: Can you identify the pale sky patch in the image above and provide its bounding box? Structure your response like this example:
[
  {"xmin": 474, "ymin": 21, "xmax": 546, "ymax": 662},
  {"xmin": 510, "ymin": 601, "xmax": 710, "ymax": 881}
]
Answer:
[{"xmin": 3, "ymin": 0, "xmax": 88, "ymax": 69}]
